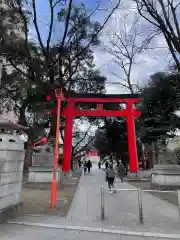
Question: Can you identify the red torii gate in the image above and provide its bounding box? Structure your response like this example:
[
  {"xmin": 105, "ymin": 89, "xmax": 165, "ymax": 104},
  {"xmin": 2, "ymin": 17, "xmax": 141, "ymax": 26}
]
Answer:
[
  {"xmin": 49, "ymin": 91, "xmax": 141, "ymax": 208},
  {"xmin": 61, "ymin": 93, "xmax": 141, "ymax": 173}
]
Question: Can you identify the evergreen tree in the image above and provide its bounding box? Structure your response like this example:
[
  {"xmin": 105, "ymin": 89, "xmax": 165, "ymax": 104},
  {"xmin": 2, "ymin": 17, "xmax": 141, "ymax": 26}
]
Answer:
[
  {"xmin": 1, "ymin": 1, "xmax": 118, "ymax": 169},
  {"xmin": 94, "ymin": 118, "xmax": 142, "ymax": 167},
  {"xmin": 140, "ymin": 72, "xmax": 180, "ymax": 144}
]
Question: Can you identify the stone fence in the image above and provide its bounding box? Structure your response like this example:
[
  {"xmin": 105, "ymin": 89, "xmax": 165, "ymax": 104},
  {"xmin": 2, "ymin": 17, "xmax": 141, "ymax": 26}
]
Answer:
[{"xmin": 0, "ymin": 133, "xmax": 25, "ymax": 218}]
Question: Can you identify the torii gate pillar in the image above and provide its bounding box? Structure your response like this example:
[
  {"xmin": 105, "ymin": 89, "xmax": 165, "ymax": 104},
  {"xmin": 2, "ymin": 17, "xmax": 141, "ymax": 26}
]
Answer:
[
  {"xmin": 62, "ymin": 101, "xmax": 73, "ymax": 172},
  {"xmin": 126, "ymin": 102, "xmax": 139, "ymax": 173}
]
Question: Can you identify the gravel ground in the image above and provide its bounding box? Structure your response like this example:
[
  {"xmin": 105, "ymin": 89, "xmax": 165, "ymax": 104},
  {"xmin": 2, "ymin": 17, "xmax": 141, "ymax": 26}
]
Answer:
[{"xmin": 19, "ymin": 172, "xmax": 81, "ymax": 216}]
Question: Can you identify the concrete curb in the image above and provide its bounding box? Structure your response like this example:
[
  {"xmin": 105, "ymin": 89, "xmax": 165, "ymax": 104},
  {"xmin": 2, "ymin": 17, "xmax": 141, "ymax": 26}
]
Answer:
[{"xmin": 7, "ymin": 221, "xmax": 180, "ymax": 239}]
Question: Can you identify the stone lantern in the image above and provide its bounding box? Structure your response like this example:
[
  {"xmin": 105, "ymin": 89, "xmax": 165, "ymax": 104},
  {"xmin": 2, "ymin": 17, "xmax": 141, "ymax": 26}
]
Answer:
[{"xmin": 28, "ymin": 142, "xmax": 61, "ymax": 183}]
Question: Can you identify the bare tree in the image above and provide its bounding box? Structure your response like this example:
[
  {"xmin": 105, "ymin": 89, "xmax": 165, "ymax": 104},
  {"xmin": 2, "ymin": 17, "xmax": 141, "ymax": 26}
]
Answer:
[
  {"xmin": 59, "ymin": 118, "xmax": 98, "ymax": 169},
  {"xmin": 104, "ymin": 15, "xmax": 146, "ymax": 93},
  {"xmin": 134, "ymin": 0, "xmax": 180, "ymax": 70},
  {"xmin": 61, "ymin": 118, "xmax": 99, "ymax": 158}
]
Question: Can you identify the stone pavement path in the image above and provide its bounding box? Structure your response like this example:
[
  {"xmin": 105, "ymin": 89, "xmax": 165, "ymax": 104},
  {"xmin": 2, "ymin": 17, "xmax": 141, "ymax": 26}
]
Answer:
[
  {"xmin": 0, "ymin": 223, "xmax": 174, "ymax": 240},
  {"xmin": 67, "ymin": 168, "xmax": 179, "ymax": 233},
  {"xmin": 2, "ymin": 167, "xmax": 180, "ymax": 239}
]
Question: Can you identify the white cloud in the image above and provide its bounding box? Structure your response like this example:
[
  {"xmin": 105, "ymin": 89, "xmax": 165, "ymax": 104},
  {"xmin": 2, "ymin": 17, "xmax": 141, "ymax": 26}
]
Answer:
[{"xmin": 106, "ymin": 83, "xmax": 126, "ymax": 94}]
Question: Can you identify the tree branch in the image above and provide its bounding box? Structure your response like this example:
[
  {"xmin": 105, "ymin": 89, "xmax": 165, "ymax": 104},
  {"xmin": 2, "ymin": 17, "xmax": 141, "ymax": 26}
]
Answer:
[
  {"xmin": 32, "ymin": 0, "xmax": 47, "ymax": 57},
  {"xmin": 73, "ymin": 124, "xmax": 92, "ymax": 150},
  {"xmin": 46, "ymin": 0, "xmax": 54, "ymax": 52},
  {"xmin": 64, "ymin": 0, "xmax": 121, "ymax": 74}
]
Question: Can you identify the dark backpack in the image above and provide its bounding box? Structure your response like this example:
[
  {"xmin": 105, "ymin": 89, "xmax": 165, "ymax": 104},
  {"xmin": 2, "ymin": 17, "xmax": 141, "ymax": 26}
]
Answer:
[{"xmin": 106, "ymin": 168, "xmax": 115, "ymax": 178}]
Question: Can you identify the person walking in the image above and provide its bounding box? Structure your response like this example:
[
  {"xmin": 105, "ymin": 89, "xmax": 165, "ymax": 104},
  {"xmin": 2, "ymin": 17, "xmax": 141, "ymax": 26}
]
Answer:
[
  {"xmin": 87, "ymin": 159, "xmax": 92, "ymax": 173},
  {"xmin": 118, "ymin": 161, "xmax": 126, "ymax": 183},
  {"xmin": 78, "ymin": 159, "xmax": 82, "ymax": 168},
  {"xmin": 105, "ymin": 163, "xmax": 116, "ymax": 193},
  {"xmin": 83, "ymin": 160, "xmax": 87, "ymax": 173},
  {"xmin": 98, "ymin": 161, "xmax": 101, "ymax": 170}
]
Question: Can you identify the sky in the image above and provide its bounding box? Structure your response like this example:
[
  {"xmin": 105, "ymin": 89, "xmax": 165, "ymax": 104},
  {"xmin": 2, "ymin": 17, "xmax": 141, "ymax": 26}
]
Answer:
[
  {"xmin": 20, "ymin": 0, "xmax": 173, "ymax": 135},
  {"xmin": 93, "ymin": 0, "xmax": 171, "ymax": 94},
  {"xmin": 29, "ymin": 0, "xmax": 171, "ymax": 96}
]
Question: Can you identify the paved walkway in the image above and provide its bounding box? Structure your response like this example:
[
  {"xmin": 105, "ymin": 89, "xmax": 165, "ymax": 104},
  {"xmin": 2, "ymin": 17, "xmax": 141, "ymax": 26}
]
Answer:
[
  {"xmin": 0, "ymin": 223, "xmax": 176, "ymax": 240},
  {"xmin": 67, "ymin": 168, "xmax": 180, "ymax": 233},
  {"xmin": 2, "ymin": 167, "xmax": 180, "ymax": 239}
]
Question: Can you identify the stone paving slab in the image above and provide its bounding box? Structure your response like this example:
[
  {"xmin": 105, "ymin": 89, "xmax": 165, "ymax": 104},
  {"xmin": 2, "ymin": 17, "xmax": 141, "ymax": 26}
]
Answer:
[
  {"xmin": 67, "ymin": 168, "xmax": 180, "ymax": 235},
  {"xmin": 2, "ymin": 168, "xmax": 180, "ymax": 239},
  {"xmin": 6, "ymin": 221, "xmax": 180, "ymax": 239},
  {"xmin": 0, "ymin": 224, "xmax": 174, "ymax": 240},
  {"xmin": 8, "ymin": 213, "xmax": 180, "ymax": 235},
  {"xmin": 0, "ymin": 224, "xmax": 80, "ymax": 240}
]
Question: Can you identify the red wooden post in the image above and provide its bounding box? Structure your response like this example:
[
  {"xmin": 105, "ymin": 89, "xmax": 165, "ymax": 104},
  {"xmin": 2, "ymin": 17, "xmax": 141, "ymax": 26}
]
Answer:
[
  {"xmin": 126, "ymin": 102, "xmax": 139, "ymax": 173},
  {"xmin": 62, "ymin": 101, "xmax": 74, "ymax": 172},
  {"xmin": 51, "ymin": 89, "xmax": 62, "ymax": 209}
]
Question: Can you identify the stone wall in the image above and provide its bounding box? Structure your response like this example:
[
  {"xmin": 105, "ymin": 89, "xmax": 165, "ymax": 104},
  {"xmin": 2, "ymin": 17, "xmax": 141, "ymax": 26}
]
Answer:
[{"xmin": 0, "ymin": 134, "xmax": 25, "ymax": 213}]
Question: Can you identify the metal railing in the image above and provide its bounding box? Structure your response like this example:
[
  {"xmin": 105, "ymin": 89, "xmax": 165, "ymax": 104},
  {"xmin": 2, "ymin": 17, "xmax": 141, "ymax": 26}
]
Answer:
[{"xmin": 100, "ymin": 187, "xmax": 180, "ymax": 224}]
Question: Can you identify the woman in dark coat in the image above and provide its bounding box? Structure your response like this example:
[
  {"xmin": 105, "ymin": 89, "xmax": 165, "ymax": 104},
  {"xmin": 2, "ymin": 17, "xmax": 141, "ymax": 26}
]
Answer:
[{"xmin": 87, "ymin": 160, "xmax": 92, "ymax": 173}]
